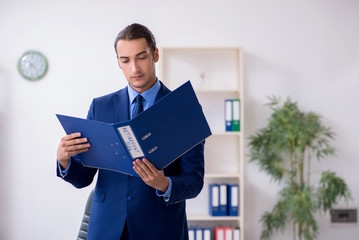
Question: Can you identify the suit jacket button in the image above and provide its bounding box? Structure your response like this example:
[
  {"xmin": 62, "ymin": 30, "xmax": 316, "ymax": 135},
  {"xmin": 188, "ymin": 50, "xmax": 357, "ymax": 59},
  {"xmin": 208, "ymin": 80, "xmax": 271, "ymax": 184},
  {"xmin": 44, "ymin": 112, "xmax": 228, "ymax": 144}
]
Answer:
[{"xmin": 127, "ymin": 196, "xmax": 132, "ymax": 201}]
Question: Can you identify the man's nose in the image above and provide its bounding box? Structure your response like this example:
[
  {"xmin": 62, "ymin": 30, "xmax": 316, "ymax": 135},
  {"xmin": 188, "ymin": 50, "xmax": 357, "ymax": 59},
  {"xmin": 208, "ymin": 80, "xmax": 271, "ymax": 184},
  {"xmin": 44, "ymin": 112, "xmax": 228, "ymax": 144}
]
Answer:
[{"xmin": 130, "ymin": 60, "xmax": 140, "ymax": 73}]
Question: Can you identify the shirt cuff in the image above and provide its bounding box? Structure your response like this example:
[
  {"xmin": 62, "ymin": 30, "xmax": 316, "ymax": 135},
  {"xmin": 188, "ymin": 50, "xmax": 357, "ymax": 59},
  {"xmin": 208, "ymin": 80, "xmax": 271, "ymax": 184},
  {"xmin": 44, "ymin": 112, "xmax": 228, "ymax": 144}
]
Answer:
[
  {"xmin": 58, "ymin": 159, "xmax": 71, "ymax": 178},
  {"xmin": 156, "ymin": 177, "xmax": 172, "ymax": 202}
]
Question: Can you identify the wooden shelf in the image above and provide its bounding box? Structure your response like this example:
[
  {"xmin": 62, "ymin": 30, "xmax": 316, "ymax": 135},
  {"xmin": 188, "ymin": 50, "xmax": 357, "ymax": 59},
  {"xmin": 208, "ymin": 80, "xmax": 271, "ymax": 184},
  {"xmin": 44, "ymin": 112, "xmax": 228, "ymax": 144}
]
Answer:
[
  {"xmin": 159, "ymin": 47, "xmax": 244, "ymax": 240},
  {"xmin": 195, "ymin": 89, "xmax": 240, "ymax": 94},
  {"xmin": 187, "ymin": 215, "xmax": 240, "ymax": 222},
  {"xmin": 205, "ymin": 173, "xmax": 240, "ymax": 179},
  {"xmin": 210, "ymin": 131, "xmax": 241, "ymax": 137}
]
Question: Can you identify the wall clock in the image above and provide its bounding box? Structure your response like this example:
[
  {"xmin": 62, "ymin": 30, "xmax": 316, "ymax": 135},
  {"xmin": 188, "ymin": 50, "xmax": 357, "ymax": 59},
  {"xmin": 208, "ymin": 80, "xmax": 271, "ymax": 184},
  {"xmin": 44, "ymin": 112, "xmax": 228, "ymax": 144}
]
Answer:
[{"xmin": 17, "ymin": 50, "xmax": 48, "ymax": 81}]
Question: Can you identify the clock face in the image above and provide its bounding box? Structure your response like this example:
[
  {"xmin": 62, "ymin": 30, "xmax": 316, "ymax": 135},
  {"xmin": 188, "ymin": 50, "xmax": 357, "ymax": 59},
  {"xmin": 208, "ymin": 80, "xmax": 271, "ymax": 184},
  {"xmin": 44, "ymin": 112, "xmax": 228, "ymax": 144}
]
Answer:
[{"xmin": 17, "ymin": 50, "xmax": 48, "ymax": 81}]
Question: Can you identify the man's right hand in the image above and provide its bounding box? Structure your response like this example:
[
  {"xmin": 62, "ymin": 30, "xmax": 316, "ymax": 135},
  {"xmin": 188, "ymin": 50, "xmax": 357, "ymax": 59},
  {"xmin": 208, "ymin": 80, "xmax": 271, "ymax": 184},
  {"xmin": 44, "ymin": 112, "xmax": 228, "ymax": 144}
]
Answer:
[{"xmin": 57, "ymin": 132, "xmax": 90, "ymax": 169}]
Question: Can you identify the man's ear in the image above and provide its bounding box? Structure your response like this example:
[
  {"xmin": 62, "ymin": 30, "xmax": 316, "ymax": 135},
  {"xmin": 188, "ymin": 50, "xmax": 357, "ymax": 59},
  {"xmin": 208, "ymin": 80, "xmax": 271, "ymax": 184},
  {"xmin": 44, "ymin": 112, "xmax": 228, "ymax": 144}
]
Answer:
[{"xmin": 153, "ymin": 48, "xmax": 159, "ymax": 63}]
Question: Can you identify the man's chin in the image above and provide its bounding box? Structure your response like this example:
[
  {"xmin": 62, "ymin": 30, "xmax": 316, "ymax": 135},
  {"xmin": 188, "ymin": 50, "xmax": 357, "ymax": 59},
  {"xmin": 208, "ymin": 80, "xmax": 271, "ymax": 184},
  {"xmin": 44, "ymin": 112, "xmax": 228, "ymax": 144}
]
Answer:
[
  {"xmin": 129, "ymin": 77, "xmax": 156, "ymax": 91},
  {"xmin": 130, "ymin": 81, "xmax": 145, "ymax": 89},
  {"xmin": 129, "ymin": 82, "xmax": 149, "ymax": 93}
]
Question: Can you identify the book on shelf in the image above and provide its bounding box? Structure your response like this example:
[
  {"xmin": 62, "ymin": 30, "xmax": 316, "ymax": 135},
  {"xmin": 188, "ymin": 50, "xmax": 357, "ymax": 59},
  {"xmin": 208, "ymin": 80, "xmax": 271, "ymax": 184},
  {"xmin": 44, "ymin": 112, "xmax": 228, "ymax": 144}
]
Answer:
[
  {"xmin": 203, "ymin": 228, "xmax": 211, "ymax": 240},
  {"xmin": 219, "ymin": 184, "xmax": 228, "ymax": 216},
  {"xmin": 228, "ymin": 184, "xmax": 239, "ymax": 216},
  {"xmin": 233, "ymin": 228, "xmax": 241, "ymax": 240},
  {"xmin": 215, "ymin": 227, "xmax": 224, "ymax": 240},
  {"xmin": 209, "ymin": 184, "xmax": 239, "ymax": 217},
  {"xmin": 189, "ymin": 228, "xmax": 195, "ymax": 240},
  {"xmin": 224, "ymin": 99, "xmax": 240, "ymax": 132},
  {"xmin": 215, "ymin": 227, "xmax": 240, "ymax": 240},
  {"xmin": 232, "ymin": 99, "xmax": 240, "ymax": 131},
  {"xmin": 215, "ymin": 227, "xmax": 233, "ymax": 240},
  {"xmin": 224, "ymin": 227, "xmax": 233, "ymax": 240},
  {"xmin": 225, "ymin": 99, "xmax": 233, "ymax": 131},
  {"xmin": 196, "ymin": 228, "xmax": 203, "ymax": 240},
  {"xmin": 209, "ymin": 184, "xmax": 220, "ymax": 216},
  {"xmin": 189, "ymin": 228, "xmax": 211, "ymax": 240}
]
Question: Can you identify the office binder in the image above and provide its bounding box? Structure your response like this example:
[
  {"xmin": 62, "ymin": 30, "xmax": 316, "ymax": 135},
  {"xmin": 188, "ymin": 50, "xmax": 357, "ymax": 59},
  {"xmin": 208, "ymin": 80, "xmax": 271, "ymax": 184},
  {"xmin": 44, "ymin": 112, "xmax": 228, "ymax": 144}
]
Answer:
[
  {"xmin": 215, "ymin": 227, "xmax": 224, "ymax": 240},
  {"xmin": 219, "ymin": 184, "xmax": 228, "ymax": 216},
  {"xmin": 189, "ymin": 228, "xmax": 210, "ymax": 240},
  {"xmin": 233, "ymin": 228, "xmax": 241, "ymax": 240},
  {"xmin": 56, "ymin": 81, "xmax": 212, "ymax": 177},
  {"xmin": 232, "ymin": 99, "xmax": 240, "ymax": 131},
  {"xmin": 209, "ymin": 184, "xmax": 220, "ymax": 216},
  {"xmin": 228, "ymin": 184, "xmax": 239, "ymax": 216},
  {"xmin": 225, "ymin": 99, "xmax": 232, "ymax": 131},
  {"xmin": 224, "ymin": 227, "xmax": 233, "ymax": 240},
  {"xmin": 203, "ymin": 228, "xmax": 211, "ymax": 240},
  {"xmin": 188, "ymin": 228, "xmax": 195, "ymax": 240},
  {"xmin": 195, "ymin": 228, "xmax": 203, "ymax": 240}
]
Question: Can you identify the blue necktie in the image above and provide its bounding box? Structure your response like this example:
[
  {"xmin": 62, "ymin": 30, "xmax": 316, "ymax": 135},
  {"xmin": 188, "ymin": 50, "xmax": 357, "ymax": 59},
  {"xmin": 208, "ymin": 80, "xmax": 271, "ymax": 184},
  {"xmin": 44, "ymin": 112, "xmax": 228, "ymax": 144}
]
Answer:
[{"xmin": 133, "ymin": 95, "xmax": 143, "ymax": 118}]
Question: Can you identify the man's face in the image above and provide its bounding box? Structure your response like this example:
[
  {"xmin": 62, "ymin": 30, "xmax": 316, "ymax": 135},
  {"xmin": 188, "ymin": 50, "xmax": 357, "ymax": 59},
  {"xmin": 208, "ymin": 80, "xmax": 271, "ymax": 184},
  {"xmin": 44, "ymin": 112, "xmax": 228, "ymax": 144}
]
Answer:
[{"xmin": 116, "ymin": 38, "xmax": 159, "ymax": 93}]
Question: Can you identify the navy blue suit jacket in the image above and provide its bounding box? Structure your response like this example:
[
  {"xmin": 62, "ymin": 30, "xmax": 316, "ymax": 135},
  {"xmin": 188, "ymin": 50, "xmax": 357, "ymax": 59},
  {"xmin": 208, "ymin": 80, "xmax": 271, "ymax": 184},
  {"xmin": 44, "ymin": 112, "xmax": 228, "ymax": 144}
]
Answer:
[{"xmin": 57, "ymin": 81, "xmax": 205, "ymax": 240}]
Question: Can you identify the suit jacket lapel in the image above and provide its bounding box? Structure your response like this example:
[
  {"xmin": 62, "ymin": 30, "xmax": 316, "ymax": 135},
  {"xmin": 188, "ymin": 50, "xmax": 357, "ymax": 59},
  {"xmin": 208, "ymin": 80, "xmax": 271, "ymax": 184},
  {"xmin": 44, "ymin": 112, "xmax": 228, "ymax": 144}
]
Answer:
[
  {"xmin": 155, "ymin": 81, "xmax": 171, "ymax": 102},
  {"xmin": 113, "ymin": 87, "xmax": 130, "ymax": 122}
]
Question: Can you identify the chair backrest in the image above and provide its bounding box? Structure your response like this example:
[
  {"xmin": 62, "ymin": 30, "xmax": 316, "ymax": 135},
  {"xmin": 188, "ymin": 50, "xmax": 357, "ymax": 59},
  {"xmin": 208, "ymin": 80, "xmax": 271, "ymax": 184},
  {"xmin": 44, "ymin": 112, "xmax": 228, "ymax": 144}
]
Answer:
[{"xmin": 77, "ymin": 189, "xmax": 94, "ymax": 240}]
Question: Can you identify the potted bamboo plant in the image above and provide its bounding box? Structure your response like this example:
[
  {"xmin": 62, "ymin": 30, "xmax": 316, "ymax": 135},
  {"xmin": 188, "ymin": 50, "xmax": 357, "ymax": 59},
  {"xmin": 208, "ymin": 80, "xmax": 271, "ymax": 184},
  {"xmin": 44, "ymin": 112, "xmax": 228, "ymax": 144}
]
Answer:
[{"xmin": 248, "ymin": 96, "xmax": 351, "ymax": 240}]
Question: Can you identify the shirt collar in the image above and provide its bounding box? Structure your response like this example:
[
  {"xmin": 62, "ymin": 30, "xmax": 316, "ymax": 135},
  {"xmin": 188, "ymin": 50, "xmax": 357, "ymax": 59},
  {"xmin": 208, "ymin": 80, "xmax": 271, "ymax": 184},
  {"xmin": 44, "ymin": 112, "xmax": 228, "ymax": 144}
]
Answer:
[{"xmin": 127, "ymin": 78, "xmax": 161, "ymax": 105}]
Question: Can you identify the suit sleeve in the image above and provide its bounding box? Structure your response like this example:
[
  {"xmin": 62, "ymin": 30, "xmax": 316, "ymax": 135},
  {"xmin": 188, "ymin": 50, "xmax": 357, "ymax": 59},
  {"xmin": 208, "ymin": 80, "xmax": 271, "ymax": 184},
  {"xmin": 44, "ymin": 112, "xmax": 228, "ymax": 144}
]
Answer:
[
  {"xmin": 56, "ymin": 100, "xmax": 98, "ymax": 188},
  {"xmin": 164, "ymin": 141, "xmax": 205, "ymax": 206}
]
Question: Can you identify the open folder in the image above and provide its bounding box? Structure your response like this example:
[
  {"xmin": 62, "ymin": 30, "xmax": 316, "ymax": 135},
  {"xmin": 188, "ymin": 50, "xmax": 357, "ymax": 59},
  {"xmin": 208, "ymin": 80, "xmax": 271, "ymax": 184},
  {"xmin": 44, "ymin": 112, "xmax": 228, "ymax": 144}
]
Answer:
[{"xmin": 56, "ymin": 81, "xmax": 212, "ymax": 177}]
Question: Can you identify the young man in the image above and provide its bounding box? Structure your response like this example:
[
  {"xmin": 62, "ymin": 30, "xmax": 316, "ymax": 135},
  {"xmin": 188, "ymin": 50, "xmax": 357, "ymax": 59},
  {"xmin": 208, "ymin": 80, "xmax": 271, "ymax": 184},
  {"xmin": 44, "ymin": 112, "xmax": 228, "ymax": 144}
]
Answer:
[{"xmin": 57, "ymin": 23, "xmax": 205, "ymax": 240}]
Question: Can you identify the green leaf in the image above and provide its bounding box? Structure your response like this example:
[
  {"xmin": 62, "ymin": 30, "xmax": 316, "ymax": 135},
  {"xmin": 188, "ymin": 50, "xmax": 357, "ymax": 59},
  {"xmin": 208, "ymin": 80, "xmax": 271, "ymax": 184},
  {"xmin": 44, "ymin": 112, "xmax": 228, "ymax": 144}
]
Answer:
[
  {"xmin": 317, "ymin": 171, "xmax": 352, "ymax": 212},
  {"xmin": 248, "ymin": 96, "xmax": 352, "ymax": 240},
  {"xmin": 260, "ymin": 195, "xmax": 290, "ymax": 240}
]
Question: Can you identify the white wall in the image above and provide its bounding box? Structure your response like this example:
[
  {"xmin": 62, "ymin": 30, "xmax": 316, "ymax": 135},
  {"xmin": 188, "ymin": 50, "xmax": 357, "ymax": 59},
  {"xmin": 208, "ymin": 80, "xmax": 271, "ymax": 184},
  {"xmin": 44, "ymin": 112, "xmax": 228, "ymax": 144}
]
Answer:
[{"xmin": 1, "ymin": 0, "xmax": 358, "ymax": 239}]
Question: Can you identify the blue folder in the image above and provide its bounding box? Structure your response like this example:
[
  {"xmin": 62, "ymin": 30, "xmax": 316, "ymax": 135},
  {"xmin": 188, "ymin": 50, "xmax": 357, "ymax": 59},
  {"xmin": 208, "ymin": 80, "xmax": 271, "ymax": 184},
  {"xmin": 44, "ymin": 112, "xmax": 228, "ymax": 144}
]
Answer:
[
  {"xmin": 56, "ymin": 81, "xmax": 212, "ymax": 177},
  {"xmin": 225, "ymin": 99, "xmax": 233, "ymax": 131},
  {"xmin": 209, "ymin": 184, "xmax": 220, "ymax": 216},
  {"xmin": 219, "ymin": 184, "xmax": 228, "ymax": 216},
  {"xmin": 228, "ymin": 184, "xmax": 239, "ymax": 216}
]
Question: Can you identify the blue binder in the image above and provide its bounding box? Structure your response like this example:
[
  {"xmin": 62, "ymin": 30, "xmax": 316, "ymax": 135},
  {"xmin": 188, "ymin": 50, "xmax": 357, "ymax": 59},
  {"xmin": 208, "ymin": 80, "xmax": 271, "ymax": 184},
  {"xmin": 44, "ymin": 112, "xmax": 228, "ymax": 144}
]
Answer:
[
  {"xmin": 219, "ymin": 184, "xmax": 228, "ymax": 216},
  {"xmin": 188, "ymin": 228, "xmax": 195, "ymax": 240},
  {"xmin": 57, "ymin": 81, "xmax": 212, "ymax": 177},
  {"xmin": 225, "ymin": 99, "xmax": 232, "ymax": 131},
  {"xmin": 209, "ymin": 184, "xmax": 220, "ymax": 216},
  {"xmin": 228, "ymin": 184, "xmax": 239, "ymax": 216},
  {"xmin": 202, "ymin": 228, "xmax": 211, "ymax": 240},
  {"xmin": 195, "ymin": 228, "xmax": 203, "ymax": 240}
]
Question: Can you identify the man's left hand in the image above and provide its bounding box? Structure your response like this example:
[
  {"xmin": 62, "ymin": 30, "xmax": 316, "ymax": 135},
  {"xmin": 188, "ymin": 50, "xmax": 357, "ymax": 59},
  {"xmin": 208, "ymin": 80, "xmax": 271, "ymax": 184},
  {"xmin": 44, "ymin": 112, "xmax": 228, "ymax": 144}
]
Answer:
[{"xmin": 133, "ymin": 158, "xmax": 169, "ymax": 192}]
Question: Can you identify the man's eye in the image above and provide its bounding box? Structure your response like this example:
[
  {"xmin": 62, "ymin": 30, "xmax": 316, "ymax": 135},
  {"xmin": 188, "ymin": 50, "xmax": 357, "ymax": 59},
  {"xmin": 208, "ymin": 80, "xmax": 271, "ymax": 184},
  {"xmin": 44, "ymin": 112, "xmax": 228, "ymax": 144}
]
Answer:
[
  {"xmin": 138, "ymin": 56, "xmax": 147, "ymax": 60},
  {"xmin": 121, "ymin": 60, "xmax": 129, "ymax": 64}
]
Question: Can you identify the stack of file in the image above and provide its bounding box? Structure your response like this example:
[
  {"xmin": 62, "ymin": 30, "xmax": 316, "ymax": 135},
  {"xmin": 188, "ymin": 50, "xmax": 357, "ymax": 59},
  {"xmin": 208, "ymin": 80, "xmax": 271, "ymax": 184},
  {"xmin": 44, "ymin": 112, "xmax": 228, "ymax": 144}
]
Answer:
[
  {"xmin": 188, "ymin": 228, "xmax": 211, "ymax": 240},
  {"xmin": 225, "ymin": 99, "xmax": 240, "ymax": 132},
  {"xmin": 214, "ymin": 227, "xmax": 240, "ymax": 240},
  {"xmin": 209, "ymin": 184, "xmax": 239, "ymax": 216}
]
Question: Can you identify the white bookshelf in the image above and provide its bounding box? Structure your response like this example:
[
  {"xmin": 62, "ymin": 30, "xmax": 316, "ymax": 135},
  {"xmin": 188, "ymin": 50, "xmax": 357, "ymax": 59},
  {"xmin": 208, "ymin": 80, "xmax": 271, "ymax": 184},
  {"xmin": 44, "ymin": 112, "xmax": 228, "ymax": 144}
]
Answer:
[
  {"xmin": 187, "ymin": 215, "xmax": 241, "ymax": 222},
  {"xmin": 158, "ymin": 47, "xmax": 244, "ymax": 240}
]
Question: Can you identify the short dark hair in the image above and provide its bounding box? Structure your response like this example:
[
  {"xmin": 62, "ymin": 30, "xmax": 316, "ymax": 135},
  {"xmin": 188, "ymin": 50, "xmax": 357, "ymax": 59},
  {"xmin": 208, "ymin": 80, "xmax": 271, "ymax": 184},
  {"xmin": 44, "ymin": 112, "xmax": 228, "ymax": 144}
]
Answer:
[{"xmin": 114, "ymin": 23, "xmax": 157, "ymax": 56}]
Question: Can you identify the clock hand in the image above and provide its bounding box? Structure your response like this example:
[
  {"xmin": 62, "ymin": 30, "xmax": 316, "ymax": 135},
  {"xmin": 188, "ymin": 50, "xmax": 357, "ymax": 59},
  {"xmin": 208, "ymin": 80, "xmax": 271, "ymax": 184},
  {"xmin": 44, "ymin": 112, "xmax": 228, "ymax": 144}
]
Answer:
[{"xmin": 28, "ymin": 61, "xmax": 40, "ymax": 72}]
